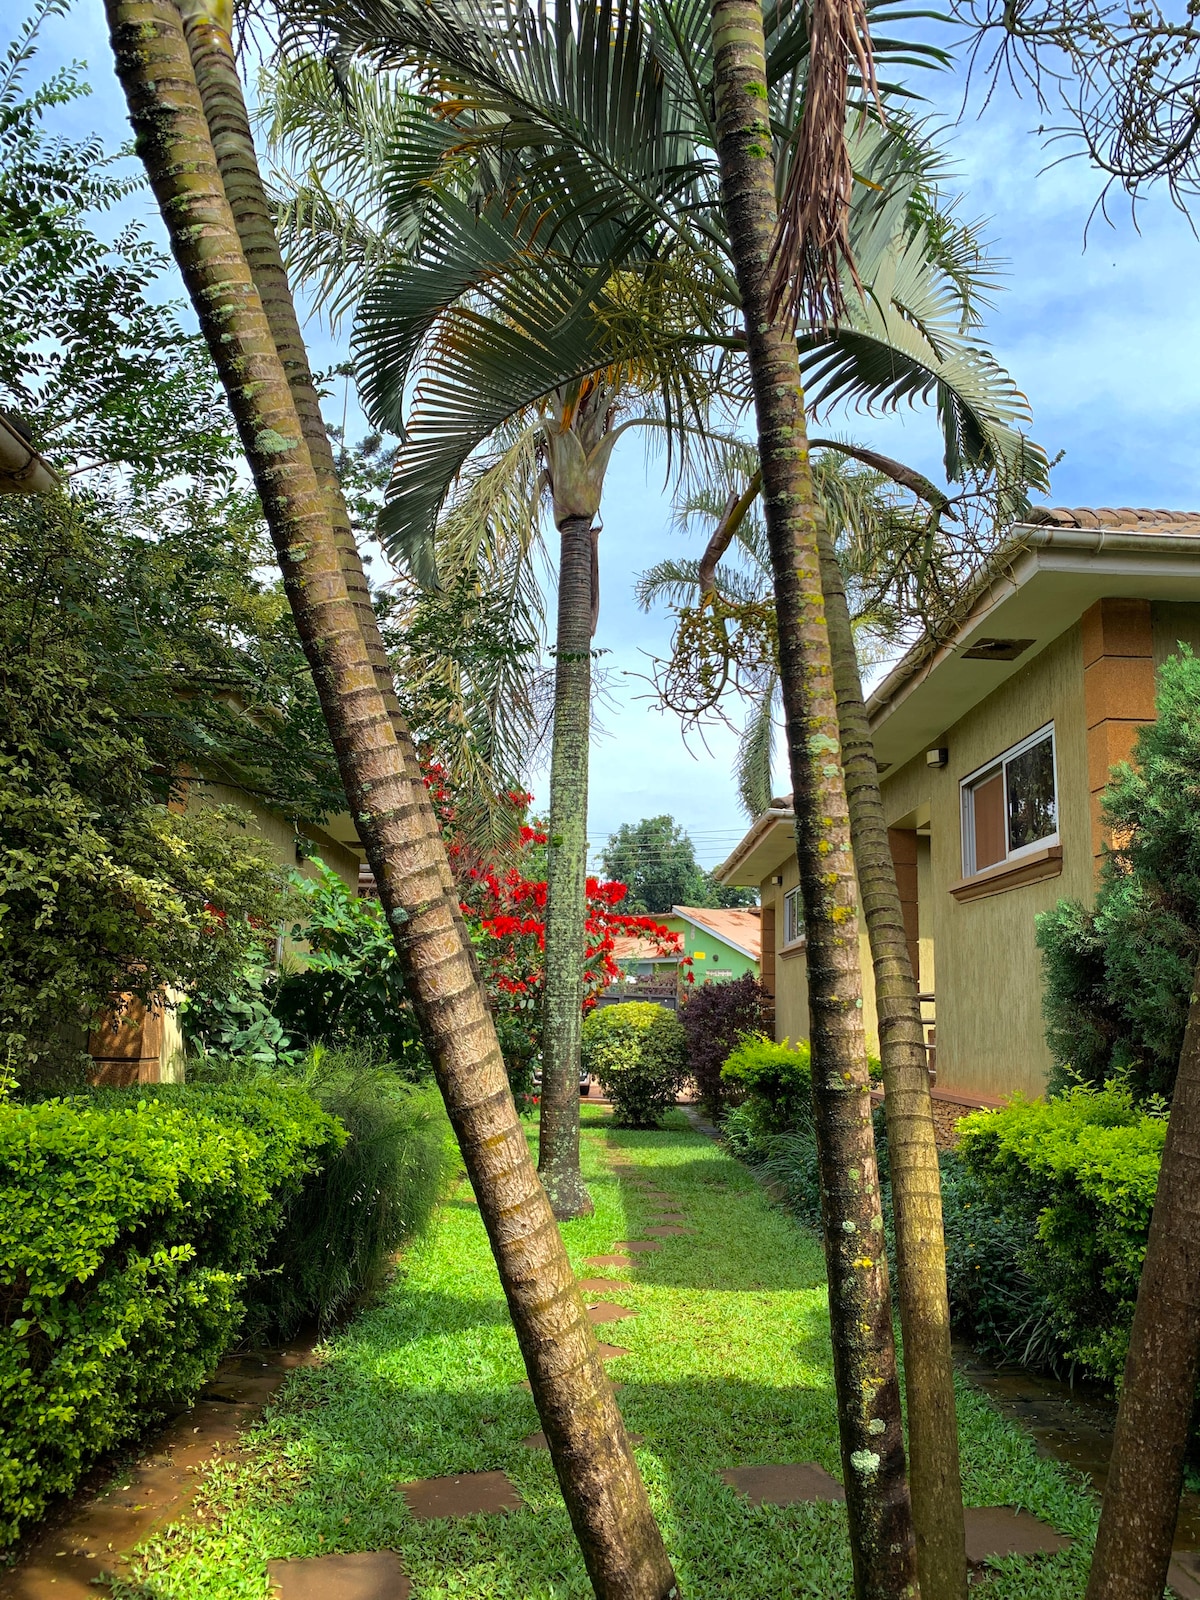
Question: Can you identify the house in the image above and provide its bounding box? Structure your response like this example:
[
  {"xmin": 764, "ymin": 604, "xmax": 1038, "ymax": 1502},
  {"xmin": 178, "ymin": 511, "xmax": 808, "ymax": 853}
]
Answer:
[
  {"xmin": 659, "ymin": 906, "xmax": 762, "ymax": 982},
  {"xmin": 88, "ymin": 780, "xmax": 367, "ymax": 1086},
  {"xmin": 716, "ymin": 505, "xmax": 1200, "ymax": 1110}
]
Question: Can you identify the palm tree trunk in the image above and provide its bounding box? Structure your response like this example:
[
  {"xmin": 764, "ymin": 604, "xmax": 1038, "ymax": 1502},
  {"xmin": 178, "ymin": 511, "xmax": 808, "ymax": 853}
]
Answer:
[
  {"xmin": 709, "ymin": 3, "xmax": 919, "ymax": 1594},
  {"xmin": 105, "ymin": 8, "xmax": 676, "ymax": 1595},
  {"xmin": 539, "ymin": 513, "xmax": 595, "ymax": 1219},
  {"xmin": 1084, "ymin": 951, "xmax": 1200, "ymax": 1600},
  {"xmin": 177, "ymin": 0, "xmax": 453, "ymax": 892},
  {"xmin": 820, "ymin": 545, "xmax": 967, "ymax": 1599}
]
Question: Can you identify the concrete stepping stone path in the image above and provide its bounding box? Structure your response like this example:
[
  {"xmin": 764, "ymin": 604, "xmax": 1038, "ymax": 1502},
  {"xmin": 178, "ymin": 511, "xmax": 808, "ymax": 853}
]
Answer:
[
  {"xmin": 643, "ymin": 1225, "xmax": 691, "ymax": 1237},
  {"xmin": 721, "ymin": 1463, "xmax": 846, "ymax": 1505},
  {"xmin": 1169, "ymin": 1549, "xmax": 1200, "ymax": 1599},
  {"xmin": 399, "ymin": 1471, "xmax": 522, "ymax": 1520},
  {"xmin": 267, "ymin": 1551, "xmax": 411, "ymax": 1599},
  {"xmin": 613, "ymin": 1240, "xmax": 662, "ymax": 1253},
  {"xmin": 586, "ymin": 1301, "xmax": 637, "ymax": 1324},
  {"xmin": 963, "ymin": 1506, "xmax": 1071, "ymax": 1565},
  {"xmin": 585, "ymin": 1253, "xmax": 642, "ymax": 1268},
  {"xmin": 577, "ymin": 1277, "xmax": 629, "ymax": 1294}
]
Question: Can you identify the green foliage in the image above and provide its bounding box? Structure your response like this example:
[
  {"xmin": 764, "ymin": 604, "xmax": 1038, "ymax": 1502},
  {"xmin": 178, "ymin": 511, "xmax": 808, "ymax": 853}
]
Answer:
[
  {"xmin": 1, "ymin": 2, "xmax": 235, "ymax": 484},
  {"xmin": 598, "ymin": 816, "xmax": 757, "ymax": 914},
  {"xmin": 272, "ymin": 862, "xmax": 428, "ymax": 1071},
  {"xmin": 721, "ymin": 1034, "xmax": 813, "ymax": 1132},
  {"xmin": 581, "ymin": 1003, "xmax": 688, "ymax": 1127},
  {"xmin": 679, "ymin": 973, "xmax": 769, "ymax": 1115},
  {"xmin": 957, "ymin": 1086, "xmax": 1167, "ymax": 1384},
  {"xmin": 182, "ymin": 957, "xmax": 301, "ymax": 1074},
  {"xmin": 1038, "ymin": 647, "xmax": 1200, "ymax": 1099},
  {"xmin": 194, "ymin": 1046, "xmax": 453, "ymax": 1340},
  {"xmin": 0, "ymin": 1084, "xmax": 340, "ymax": 1542}
]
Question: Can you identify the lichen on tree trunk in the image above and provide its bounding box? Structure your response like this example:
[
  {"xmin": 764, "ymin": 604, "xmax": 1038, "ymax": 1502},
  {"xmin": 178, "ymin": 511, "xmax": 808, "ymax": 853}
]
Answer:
[
  {"xmin": 539, "ymin": 513, "xmax": 596, "ymax": 1220},
  {"xmin": 708, "ymin": 0, "xmax": 919, "ymax": 1591},
  {"xmin": 819, "ymin": 546, "xmax": 966, "ymax": 1599},
  {"xmin": 104, "ymin": 6, "xmax": 675, "ymax": 1592}
]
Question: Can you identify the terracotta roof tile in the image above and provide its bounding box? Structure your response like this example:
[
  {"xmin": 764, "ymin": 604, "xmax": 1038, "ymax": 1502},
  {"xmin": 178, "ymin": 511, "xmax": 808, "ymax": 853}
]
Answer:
[{"xmin": 1025, "ymin": 505, "xmax": 1200, "ymax": 530}]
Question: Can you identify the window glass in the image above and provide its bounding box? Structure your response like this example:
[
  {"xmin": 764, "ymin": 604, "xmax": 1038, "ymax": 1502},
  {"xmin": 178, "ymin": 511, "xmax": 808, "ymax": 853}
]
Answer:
[
  {"xmin": 1006, "ymin": 735, "xmax": 1057, "ymax": 852},
  {"xmin": 783, "ymin": 886, "xmax": 803, "ymax": 944},
  {"xmin": 961, "ymin": 726, "xmax": 1057, "ymax": 876}
]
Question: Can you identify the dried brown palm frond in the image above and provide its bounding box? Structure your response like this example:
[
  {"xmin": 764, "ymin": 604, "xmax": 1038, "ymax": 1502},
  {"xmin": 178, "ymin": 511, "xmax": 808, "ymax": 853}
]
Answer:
[{"xmin": 767, "ymin": 0, "xmax": 882, "ymax": 329}]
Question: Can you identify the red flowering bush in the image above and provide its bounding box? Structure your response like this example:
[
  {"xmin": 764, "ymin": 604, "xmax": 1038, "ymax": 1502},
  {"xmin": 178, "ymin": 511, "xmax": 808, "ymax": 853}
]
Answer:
[{"xmin": 423, "ymin": 767, "xmax": 681, "ymax": 1098}]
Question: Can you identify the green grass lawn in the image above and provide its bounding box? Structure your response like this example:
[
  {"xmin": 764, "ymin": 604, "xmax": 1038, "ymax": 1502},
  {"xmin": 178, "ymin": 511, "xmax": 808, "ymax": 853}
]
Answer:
[{"xmin": 113, "ymin": 1108, "xmax": 1098, "ymax": 1598}]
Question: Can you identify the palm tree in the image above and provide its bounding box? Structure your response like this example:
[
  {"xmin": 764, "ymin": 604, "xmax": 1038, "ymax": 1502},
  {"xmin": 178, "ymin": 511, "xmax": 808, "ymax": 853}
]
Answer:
[
  {"xmin": 271, "ymin": 9, "xmax": 1043, "ymax": 1587},
  {"xmin": 103, "ymin": 6, "xmax": 677, "ymax": 1594}
]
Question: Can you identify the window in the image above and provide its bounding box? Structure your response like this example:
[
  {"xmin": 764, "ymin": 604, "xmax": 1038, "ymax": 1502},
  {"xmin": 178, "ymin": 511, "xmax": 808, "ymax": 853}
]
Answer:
[
  {"xmin": 961, "ymin": 724, "xmax": 1058, "ymax": 877},
  {"xmin": 783, "ymin": 886, "xmax": 804, "ymax": 945}
]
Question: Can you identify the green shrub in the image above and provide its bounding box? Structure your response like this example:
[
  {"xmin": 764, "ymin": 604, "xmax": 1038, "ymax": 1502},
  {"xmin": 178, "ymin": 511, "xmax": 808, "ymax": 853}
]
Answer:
[
  {"xmin": 240, "ymin": 1047, "xmax": 454, "ymax": 1339},
  {"xmin": 721, "ymin": 1034, "xmax": 813, "ymax": 1132},
  {"xmin": 582, "ymin": 1002, "xmax": 688, "ymax": 1127},
  {"xmin": 957, "ymin": 1085, "xmax": 1165, "ymax": 1384},
  {"xmin": 0, "ymin": 1085, "xmax": 340, "ymax": 1542}
]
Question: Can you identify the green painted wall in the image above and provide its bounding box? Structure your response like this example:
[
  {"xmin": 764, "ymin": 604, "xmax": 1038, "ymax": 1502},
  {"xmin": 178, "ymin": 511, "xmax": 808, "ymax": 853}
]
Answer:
[{"xmin": 659, "ymin": 915, "xmax": 760, "ymax": 982}]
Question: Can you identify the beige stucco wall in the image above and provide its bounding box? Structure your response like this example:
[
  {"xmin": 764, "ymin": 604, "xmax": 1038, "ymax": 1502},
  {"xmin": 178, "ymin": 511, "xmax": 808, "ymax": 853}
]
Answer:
[
  {"xmin": 879, "ymin": 622, "xmax": 1092, "ymax": 1101},
  {"xmin": 1152, "ymin": 601, "xmax": 1200, "ymax": 669},
  {"xmin": 187, "ymin": 779, "xmax": 361, "ymax": 893}
]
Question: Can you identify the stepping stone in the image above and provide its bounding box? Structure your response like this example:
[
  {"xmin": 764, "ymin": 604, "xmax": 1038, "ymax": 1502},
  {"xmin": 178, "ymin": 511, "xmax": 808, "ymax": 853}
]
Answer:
[
  {"xmin": 613, "ymin": 1240, "xmax": 662, "ymax": 1252},
  {"xmin": 721, "ymin": 1462, "xmax": 846, "ymax": 1506},
  {"xmin": 399, "ymin": 1471, "xmax": 523, "ymax": 1520},
  {"xmin": 267, "ymin": 1551, "xmax": 411, "ymax": 1599},
  {"xmin": 1168, "ymin": 1550, "xmax": 1200, "ymax": 1599},
  {"xmin": 523, "ymin": 1430, "xmax": 644, "ymax": 1450},
  {"xmin": 586, "ymin": 1301, "xmax": 637, "ymax": 1324},
  {"xmin": 644, "ymin": 1225, "xmax": 691, "ymax": 1237},
  {"xmin": 585, "ymin": 1254, "xmax": 641, "ymax": 1267},
  {"xmin": 578, "ymin": 1277, "xmax": 629, "ymax": 1293},
  {"xmin": 963, "ymin": 1507, "xmax": 1071, "ymax": 1565}
]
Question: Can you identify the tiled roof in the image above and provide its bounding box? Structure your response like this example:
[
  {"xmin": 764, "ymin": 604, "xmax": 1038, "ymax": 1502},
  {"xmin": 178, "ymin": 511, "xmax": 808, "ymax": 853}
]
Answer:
[
  {"xmin": 610, "ymin": 933, "xmax": 678, "ymax": 963},
  {"xmin": 672, "ymin": 905, "xmax": 762, "ymax": 961},
  {"xmin": 1024, "ymin": 505, "xmax": 1200, "ymax": 530}
]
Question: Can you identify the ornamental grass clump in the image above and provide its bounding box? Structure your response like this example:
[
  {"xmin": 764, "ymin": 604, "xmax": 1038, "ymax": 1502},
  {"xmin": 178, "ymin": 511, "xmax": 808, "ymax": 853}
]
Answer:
[{"xmin": 581, "ymin": 1002, "xmax": 688, "ymax": 1127}]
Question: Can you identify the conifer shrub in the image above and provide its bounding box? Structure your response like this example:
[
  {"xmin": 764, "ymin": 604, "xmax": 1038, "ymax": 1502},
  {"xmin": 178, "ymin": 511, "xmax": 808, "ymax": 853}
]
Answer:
[
  {"xmin": 0, "ymin": 1085, "xmax": 339, "ymax": 1542},
  {"xmin": 582, "ymin": 1002, "xmax": 688, "ymax": 1127},
  {"xmin": 1038, "ymin": 647, "xmax": 1200, "ymax": 1100}
]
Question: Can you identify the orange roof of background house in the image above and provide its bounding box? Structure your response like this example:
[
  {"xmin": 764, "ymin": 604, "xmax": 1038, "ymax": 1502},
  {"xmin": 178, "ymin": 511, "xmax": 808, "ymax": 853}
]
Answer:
[
  {"xmin": 609, "ymin": 933, "xmax": 680, "ymax": 963},
  {"xmin": 669, "ymin": 906, "xmax": 762, "ymax": 962}
]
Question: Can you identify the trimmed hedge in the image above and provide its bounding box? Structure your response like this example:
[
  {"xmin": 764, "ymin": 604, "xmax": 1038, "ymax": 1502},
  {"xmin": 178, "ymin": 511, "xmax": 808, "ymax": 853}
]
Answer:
[
  {"xmin": 582, "ymin": 1002, "xmax": 688, "ymax": 1127},
  {"xmin": 720, "ymin": 1034, "xmax": 813, "ymax": 1132},
  {"xmin": 957, "ymin": 1086, "xmax": 1165, "ymax": 1384},
  {"xmin": 0, "ymin": 1085, "xmax": 341, "ymax": 1542}
]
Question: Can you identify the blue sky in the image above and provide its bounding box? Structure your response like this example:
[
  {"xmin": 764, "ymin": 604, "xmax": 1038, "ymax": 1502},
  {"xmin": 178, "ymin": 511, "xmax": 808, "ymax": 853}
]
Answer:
[{"xmin": 32, "ymin": 2, "xmax": 1200, "ymax": 871}]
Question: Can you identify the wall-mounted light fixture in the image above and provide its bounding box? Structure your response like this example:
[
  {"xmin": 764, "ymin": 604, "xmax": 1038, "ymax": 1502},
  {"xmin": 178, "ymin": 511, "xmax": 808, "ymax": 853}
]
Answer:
[{"xmin": 926, "ymin": 747, "xmax": 949, "ymax": 769}]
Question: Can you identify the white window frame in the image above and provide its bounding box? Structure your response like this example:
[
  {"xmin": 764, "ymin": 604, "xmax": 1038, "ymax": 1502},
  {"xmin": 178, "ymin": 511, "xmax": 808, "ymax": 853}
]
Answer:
[
  {"xmin": 960, "ymin": 721, "xmax": 1059, "ymax": 878},
  {"xmin": 782, "ymin": 885, "xmax": 804, "ymax": 946}
]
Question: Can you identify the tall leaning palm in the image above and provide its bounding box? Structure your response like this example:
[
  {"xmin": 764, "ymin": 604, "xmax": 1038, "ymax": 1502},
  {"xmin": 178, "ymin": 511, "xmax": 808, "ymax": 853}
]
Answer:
[{"xmin": 103, "ymin": 5, "xmax": 678, "ymax": 1594}]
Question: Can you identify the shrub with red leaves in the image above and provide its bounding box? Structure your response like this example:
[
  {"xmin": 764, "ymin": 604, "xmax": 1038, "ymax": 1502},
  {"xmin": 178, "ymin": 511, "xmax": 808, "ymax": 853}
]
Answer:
[{"xmin": 679, "ymin": 973, "xmax": 770, "ymax": 1117}]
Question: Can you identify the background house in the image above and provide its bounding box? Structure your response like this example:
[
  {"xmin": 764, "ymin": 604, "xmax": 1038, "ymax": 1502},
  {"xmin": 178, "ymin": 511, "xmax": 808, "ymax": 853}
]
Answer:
[
  {"xmin": 659, "ymin": 906, "xmax": 762, "ymax": 982},
  {"xmin": 718, "ymin": 505, "xmax": 1200, "ymax": 1109}
]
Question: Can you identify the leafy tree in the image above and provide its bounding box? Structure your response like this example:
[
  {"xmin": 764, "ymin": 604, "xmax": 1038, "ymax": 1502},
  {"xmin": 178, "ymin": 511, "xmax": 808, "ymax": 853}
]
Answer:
[{"xmin": 598, "ymin": 815, "xmax": 754, "ymax": 913}]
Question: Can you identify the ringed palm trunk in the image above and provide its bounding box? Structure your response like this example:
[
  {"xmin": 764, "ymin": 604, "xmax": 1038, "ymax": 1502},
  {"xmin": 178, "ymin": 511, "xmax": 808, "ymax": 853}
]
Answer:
[
  {"xmin": 1084, "ymin": 951, "xmax": 1200, "ymax": 1600},
  {"xmin": 819, "ymin": 549, "xmax": 967, "ymax": 1599},
  {"xmin": 104, "ymin": 8, "xmax": 677, "ymax": 1595},
  {"xmin": 540, "ymin": 511, "xmax": 596, "ymax": 1219},
  {"xmin": 709, "ymin": 2, "xmax": 919, "ymax": 1593}
]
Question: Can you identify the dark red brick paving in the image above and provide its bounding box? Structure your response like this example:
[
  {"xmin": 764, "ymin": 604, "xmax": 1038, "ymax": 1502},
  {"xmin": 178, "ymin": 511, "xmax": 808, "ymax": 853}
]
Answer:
[
  {"xmin": 398, "ymin": 1471, "xmax": 522, "ymax": 1520},
  {"xmin": 963, "ymin": 1506, "xmax": 1071, "ymax": 1565},
  {"xmin": 267, "ymin": 1550, "xmax": 411, "ymax": 1599},
  {"xmin": 721, "ymin": 1463, "xmax": 845, "ymax": 1505}
]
